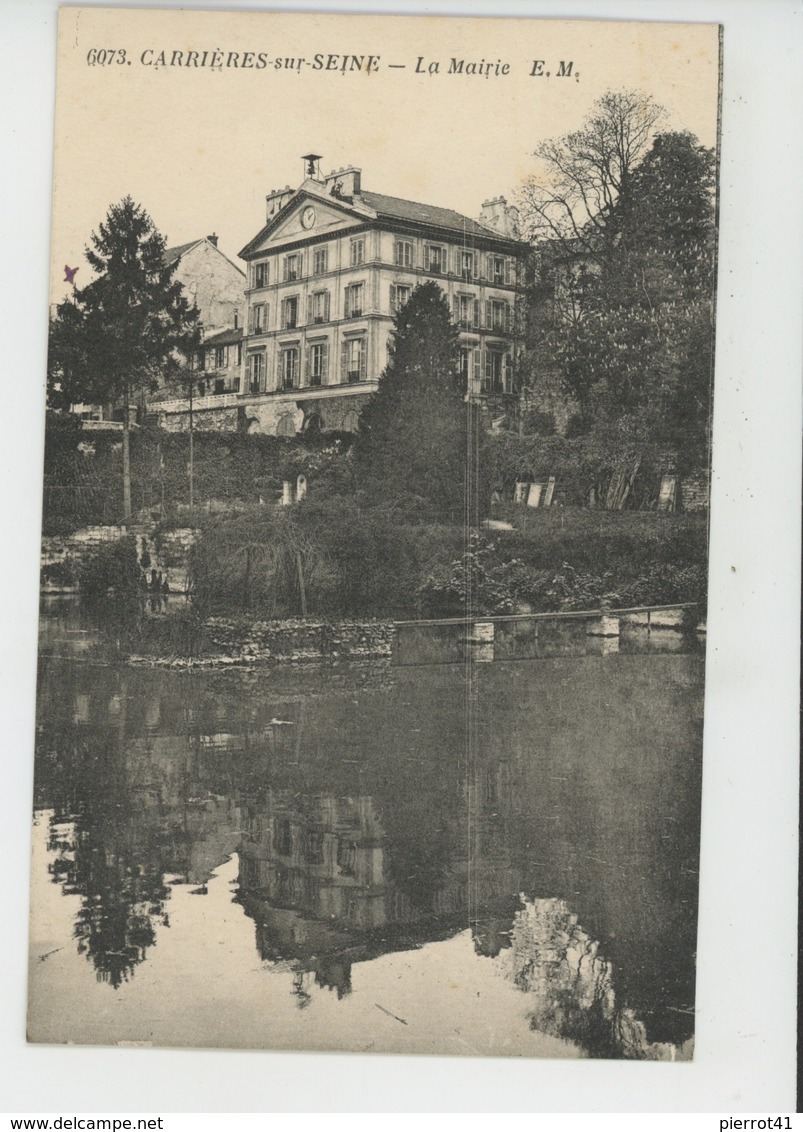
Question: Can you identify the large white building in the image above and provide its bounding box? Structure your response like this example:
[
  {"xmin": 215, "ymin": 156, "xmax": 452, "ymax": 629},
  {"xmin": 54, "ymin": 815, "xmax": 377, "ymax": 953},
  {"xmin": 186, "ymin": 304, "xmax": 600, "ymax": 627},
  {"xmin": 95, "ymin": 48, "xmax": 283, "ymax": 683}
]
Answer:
[
  {"xmin": 156, "ymin": 161, "xmax": 526, "ymax": 436},
  {"xmin": 235, "ymin": 160, "xmax": 525, "ymax": 436}
]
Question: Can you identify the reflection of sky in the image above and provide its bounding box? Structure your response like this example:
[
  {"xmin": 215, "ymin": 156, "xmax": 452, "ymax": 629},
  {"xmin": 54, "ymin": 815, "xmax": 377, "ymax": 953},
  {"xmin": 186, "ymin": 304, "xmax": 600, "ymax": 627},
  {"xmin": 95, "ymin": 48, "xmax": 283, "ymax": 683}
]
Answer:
[
  {"xmin": 30, "ymin": 812, "xmax": 691, "ymax": 1058},
  {"xmin": 29, "ymin": 820, "xmax": 579, "ymax": 1059}
]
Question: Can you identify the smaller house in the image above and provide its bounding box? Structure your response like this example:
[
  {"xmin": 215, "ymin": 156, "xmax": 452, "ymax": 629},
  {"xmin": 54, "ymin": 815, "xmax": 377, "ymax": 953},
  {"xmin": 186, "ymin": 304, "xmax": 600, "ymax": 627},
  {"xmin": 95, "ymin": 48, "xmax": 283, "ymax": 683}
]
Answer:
[
  {"xmin": 195, "ymin": 327, "xmax": 243, "ymax": 397},
  {"xmin": 164, "ymin": 234, "xmax": 246, "ymax": 337}
]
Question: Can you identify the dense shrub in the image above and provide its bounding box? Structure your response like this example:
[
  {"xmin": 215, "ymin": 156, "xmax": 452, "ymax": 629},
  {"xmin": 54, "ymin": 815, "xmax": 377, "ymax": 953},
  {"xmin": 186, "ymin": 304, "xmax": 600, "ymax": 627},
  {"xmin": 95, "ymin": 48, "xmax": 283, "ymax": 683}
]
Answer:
[
  {"xmin": 41, "ymin": 421, "xmax": 356, "ymax": 530},
  {"xmin": 187, "ymin": 501, "xmax": 709, "ymax": 621},
  {"xmin": 417, "ymin": 536, "xmax": 551, "ymax": 617},
  {"xmin": 40, "ymin": 559, "xmax": 77, "ymax": 588},
  {"xmin": 77, "ymin": 535, "xmax": 141, "ymax": 601},
  {"xmin": 418, "ymin": 514, "xmax": 708, "ymax": 617},
  {"xmin": 188, "ymin": 497, "xmax": 465, "ymax": 620}
]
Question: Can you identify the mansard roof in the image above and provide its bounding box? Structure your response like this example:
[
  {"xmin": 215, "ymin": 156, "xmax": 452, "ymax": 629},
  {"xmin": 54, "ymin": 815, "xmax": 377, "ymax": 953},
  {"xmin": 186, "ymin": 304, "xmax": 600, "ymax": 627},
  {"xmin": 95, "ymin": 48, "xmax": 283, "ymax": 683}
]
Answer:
[
  {"xmin": 359, "ymin": 190, "xmax": 503, "ymax": 242},
  {"xmin": 239, "ymin": 183, "xmax": 523, "ymax": 259}
]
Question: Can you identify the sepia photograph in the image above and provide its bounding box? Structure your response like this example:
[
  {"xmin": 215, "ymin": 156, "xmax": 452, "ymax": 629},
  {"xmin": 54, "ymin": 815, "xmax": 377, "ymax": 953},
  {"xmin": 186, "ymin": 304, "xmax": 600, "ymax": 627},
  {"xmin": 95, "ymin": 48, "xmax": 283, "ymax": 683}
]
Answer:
[
  {"xmin": 2, "ymin": 0, "xmax": 800, "ymax": 1115},
  {"xmin": 25, "ymin": 6, "xmax": 727, "ymax": 1063},
  {"xmin": 1, "ymin": 0, "xmax": 799, "ymax": 1114}
]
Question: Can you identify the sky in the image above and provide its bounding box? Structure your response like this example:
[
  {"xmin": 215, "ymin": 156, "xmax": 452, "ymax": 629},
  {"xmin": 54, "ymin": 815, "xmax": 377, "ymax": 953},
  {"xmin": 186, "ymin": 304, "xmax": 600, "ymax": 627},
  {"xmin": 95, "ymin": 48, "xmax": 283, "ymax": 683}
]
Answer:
[{"xmin": 49, "ymin": 8, "xmax": 720, "ymax": 303}]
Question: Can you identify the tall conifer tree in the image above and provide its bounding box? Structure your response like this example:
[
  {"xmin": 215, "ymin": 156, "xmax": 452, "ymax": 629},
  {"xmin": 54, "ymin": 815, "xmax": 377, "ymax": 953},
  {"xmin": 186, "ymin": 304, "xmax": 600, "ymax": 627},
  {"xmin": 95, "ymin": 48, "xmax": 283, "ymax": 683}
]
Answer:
[
  {"xmin": 354, "ymin": 281, "xmax": 484, "ymax": 523},
  {"xmin": 48, "ymin": 197, "xmax": 200, "ymax": 518}
]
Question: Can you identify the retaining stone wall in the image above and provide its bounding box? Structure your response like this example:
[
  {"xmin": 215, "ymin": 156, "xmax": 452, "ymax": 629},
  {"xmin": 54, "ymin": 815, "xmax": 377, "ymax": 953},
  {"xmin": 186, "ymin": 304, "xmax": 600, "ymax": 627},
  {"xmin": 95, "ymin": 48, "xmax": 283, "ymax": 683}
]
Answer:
[
  {"xmin": 41, "ymin": 524, "xmax": 199, "ymax": 593},
  {"xmin": 204, "ymin": 617, "xmax": 394, "ymax": 663},
  {"xmin": 159, "ymin": 406, "xmax": 239, "ymax": 433}
]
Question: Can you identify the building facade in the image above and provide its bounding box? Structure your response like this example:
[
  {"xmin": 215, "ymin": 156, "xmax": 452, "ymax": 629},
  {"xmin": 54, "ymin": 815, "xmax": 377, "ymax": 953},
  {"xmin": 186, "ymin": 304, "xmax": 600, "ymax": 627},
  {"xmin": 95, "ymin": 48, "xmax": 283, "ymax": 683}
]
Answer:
[{"xmin": 234, "ymin": 163, "xmax": 526, "ymax": 436}]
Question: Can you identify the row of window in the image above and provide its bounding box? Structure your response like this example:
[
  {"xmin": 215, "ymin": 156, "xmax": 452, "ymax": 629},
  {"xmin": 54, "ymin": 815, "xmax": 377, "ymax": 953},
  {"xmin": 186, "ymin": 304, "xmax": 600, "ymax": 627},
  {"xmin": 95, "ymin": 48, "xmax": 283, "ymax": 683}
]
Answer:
[
  {"xmin": 245, "ymin": 341, "xmax": 512, "ymax": 395},
  {"xmin": 251, "ymin": 242, "xmax": 515, "ymax": 288},
  {"xmin": 249, "ymin": 285, "xmax": 513, "ymax": 333},
  {"xmin": 247, "ymin": 338, "xmax": 367, "ymax": 392},
  {"xmin": 194, "ymin": 376, "xmax": 241, "ymax": 397},
  {"xmin": 196, "ymin": 343, "xmax": 243, "ymax": 371}
]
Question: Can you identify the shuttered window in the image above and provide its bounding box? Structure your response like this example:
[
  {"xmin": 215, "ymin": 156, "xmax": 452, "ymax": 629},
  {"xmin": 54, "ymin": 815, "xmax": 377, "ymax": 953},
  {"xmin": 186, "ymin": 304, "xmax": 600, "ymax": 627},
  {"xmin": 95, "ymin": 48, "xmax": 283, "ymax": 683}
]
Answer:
[
  {"xmin": 281, "ymin": 297, "xmax": 299, "ymax": 329},
  {"xmin": 341, "ymin": 337, "xmax": 367, "ymax": 383},
  {"xmin": 487, "ymin": 299, "xmax": 511, "ymax": 332},
  {"xmin": 344, "ymin": 283, "xmax": 364, "ymax": 318},
  {"xmin": 307, "ymin": 342, "xmax": 328, "ymax": 387},
  {"xmin": 283, "ymin": 253, "xmax": 301, "ymax": 282},
  {"xmin": 280, "ymin": 347, "xmax": 299, "ymax": 389},
  {"xmin": 424, "ymin": 244, "xmax": 446, "ymax": 274},
  {"xmin": 308, "ymin": 291, "xmax": 330, "ymax": 324},
  {"xmin": 459, "ymin": 249, "xmax": 477, "ymax": 278},
  {"xmin": 391, "ymin": 284, "xmax": 412, "ymax": 315},
  {"xmin": 395, "ymin": 240, "xmax": 413, "ymax": 268},
  {"xmin": 250, "ymin": 303, "xmax": 268, "ymax": 335},
  {"xmin": 248, "ymin": 352, "xmax": 265, "ymax": 392}
]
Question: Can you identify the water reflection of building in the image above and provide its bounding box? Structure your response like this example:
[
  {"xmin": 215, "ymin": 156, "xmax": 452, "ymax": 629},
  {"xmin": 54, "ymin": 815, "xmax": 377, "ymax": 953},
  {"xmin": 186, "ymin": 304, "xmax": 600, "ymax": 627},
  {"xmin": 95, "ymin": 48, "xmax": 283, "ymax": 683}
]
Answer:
[
  {"xmin": 35, "ymin": 624, "xmax": 702, "ymax": 1055},
  {"xmin": 236, "ymin": 789, "xmax": 468, "ymax": 999}
]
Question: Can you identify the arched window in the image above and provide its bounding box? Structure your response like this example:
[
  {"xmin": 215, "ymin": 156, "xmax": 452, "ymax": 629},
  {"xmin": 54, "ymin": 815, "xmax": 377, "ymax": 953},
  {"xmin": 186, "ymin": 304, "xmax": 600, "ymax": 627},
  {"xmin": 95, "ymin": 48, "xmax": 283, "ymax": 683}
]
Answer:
[
  {"xmin": 341, "ymin": 409, "xmax": 359, "ymax": 432},
  {"xmin": 304, "ymin": 413, "xmax": 323, "ymax": 434},
  {"xmin": 276, "ymin": 413, "xmax": 297, "ymax": 438}
]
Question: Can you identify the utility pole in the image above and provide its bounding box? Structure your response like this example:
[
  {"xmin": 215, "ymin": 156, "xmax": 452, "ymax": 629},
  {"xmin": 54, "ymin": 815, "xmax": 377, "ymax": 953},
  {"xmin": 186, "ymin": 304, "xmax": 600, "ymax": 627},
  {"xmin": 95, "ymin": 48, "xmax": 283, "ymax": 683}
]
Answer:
[{"xmin": 188, "ymin": 325, "xmax": 202, "ymax": 510}]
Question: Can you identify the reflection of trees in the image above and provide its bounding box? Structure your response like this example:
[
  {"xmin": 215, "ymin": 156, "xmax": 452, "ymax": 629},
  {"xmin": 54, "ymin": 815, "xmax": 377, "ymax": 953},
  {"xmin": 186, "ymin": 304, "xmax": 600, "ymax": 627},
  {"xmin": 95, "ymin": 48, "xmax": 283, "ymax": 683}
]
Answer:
[
  {"xmin": 483, "ymin": 896, "xmax": 690, "ymax": 1060},
  {"xmin": 51, "ymin": 823, "xmax": 170, "ymax": 988},
  {"xmin": 37, "ymin": 657, "xmax": 171, "ymax": 985}
]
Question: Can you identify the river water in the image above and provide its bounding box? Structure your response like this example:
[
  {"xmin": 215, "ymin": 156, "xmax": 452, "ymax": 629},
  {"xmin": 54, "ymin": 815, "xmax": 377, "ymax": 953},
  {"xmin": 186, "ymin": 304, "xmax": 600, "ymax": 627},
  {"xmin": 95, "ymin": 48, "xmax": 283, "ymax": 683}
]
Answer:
[{"xmin": 28, "ymin": 598, "xmax": 704, "ymax": 1059}]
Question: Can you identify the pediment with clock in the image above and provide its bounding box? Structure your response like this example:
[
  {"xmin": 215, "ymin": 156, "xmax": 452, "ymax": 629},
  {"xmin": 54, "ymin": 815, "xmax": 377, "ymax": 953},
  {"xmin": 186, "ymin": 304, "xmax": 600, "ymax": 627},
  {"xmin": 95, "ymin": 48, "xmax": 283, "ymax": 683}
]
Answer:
[{"xmin": 242, "ymin": 189, "xmax": 374, "ymax": 258}]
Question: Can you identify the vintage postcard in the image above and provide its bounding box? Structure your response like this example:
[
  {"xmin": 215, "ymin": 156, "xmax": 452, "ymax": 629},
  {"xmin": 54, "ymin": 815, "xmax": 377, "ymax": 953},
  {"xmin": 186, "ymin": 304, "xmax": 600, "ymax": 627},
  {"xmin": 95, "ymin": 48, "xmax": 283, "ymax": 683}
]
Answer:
[{"xmin": 30, "ymin": 6, "xmax": 721, "ymax": 1059}]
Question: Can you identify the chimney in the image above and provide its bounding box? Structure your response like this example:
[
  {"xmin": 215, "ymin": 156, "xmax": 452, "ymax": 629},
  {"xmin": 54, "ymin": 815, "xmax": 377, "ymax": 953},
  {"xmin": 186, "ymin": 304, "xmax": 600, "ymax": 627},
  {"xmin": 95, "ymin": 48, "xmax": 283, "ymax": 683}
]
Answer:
[
  {"xmin": 478, "ymin": 196, "xmax": 520, "ymax": 238},
  {"xmin": 324, "ymin": 165, "xmax": 362, "ymax": 200},
  {"xmin": 265, "ymin": 185, "xmax": 295, "ymax": 221},
  {"xmin": 207, "ymin": 233, "xmax": 218, "ymax": 247}
]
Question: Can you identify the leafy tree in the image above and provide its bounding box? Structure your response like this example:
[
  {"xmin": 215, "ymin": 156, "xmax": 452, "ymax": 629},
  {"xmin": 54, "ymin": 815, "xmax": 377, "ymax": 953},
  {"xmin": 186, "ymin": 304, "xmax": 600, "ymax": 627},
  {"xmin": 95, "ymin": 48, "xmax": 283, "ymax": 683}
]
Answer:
[
  {"xmin": 515, "ymin": 90, "xmax": 667, "ymax": 435},
  {"xmin": 47, "ymin": 197, "xmax": 200, "ymax": 518},
  {"xmin": 354, "ymin": 281, "xmax": 485, "ymax": 523},
  {"xmin": 516, "ymin": 121, "xmax": 716, "ymax": 506},
  {"xmin": 560, "ymin": 133, "xmax": 716, "ymax": 471}
]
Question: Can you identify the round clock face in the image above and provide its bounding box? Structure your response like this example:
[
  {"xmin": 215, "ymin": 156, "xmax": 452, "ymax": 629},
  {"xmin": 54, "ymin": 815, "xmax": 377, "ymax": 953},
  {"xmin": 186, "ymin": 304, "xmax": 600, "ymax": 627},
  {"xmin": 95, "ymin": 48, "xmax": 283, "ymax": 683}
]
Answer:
[{"xmin": 301, "ymin": 206, "xmax": 316, "ymax": 230}]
